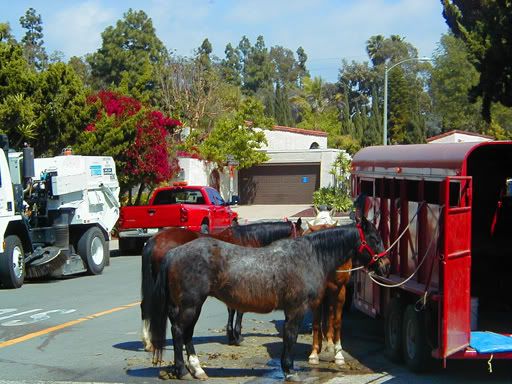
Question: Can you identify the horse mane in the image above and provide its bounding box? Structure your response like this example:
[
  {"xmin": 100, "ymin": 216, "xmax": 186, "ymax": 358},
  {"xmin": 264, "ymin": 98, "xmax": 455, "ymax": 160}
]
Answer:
[
  {"xmin": 301, "ymin": 226, "xmax": 357, "ymax": 263},
  {"xmin": 230, "ymin": 221, "xmax": 294, "ymax": 246}
]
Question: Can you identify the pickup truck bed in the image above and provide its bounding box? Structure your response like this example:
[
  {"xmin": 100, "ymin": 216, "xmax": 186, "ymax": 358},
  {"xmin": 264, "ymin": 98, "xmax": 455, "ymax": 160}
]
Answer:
[{"xmin": 117, "ymin": 185, "xmax": 238, "ymax": 254}]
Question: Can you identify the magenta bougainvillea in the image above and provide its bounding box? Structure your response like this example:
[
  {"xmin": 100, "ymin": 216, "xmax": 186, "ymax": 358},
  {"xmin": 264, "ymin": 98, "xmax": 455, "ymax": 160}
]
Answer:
[
  {"xmin": 84, "ymin": 90, "xmax": 182, "ymax": 190},
  {"xmin": 125, "ymin": 110, "xmax": 182, "ymax": 184}
]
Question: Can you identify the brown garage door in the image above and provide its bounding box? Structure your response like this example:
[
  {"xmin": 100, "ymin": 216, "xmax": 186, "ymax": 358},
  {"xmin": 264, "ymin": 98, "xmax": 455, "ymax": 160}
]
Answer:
[{"xmin": 239, "ymin": 163, "xmax": 320, "ymax": 204}]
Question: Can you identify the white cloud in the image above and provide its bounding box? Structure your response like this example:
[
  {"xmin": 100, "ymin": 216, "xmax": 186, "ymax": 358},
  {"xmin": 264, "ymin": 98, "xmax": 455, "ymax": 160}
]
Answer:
[{"xmin": 45, "ymin": 1, "xmax": 116, "ymax": 58}]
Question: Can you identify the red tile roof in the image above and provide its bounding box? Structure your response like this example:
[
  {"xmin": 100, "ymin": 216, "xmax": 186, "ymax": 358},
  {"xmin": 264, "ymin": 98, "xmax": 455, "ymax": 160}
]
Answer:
[
  {"xmin": 272, "ymin": 125, "xmax": 328, "ymax": 137},
  {"xmin": 426, "ymin": 129, "xmax": 494, "ymax": 142}
]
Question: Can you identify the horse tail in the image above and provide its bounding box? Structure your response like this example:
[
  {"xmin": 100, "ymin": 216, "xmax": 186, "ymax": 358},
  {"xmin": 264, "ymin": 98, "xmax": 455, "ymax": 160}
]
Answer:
[
  {"xmin": 141, "ymin": 237, "xmax": 155, "ymax": 322},
  {"xmin": 149, "ymin": 254, "xmax": 171, "ymax": 363}
]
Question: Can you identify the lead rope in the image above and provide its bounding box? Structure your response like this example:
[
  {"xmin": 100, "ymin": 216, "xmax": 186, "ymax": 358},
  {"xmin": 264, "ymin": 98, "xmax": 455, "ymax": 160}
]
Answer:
[
  {"xmin": 337, "ymin": 202, "xmax": 425, "ymax": 274},
  {"xmin": 367, "ymin": 204, "xmax": 443, "ymax": 289}
]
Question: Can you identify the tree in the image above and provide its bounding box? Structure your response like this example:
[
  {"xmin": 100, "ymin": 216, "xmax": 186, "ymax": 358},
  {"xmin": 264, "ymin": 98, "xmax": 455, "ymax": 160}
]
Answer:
[
  {"xmin": 0, "ymin": 41, "xmax": 39, "ymax": 148},
  {"xmin": 242, "ymin": 35, "xmax": 274, "ymax": 95},
  {"xmin": 197, "ymin": 97, "xmax": 273, "ymax": 169},
  {"xmin": 0, "ymin": 22, "xmax": 16, "ymax": 44},
  {"xmin": 220, "ymin": 43, "xmax": 241, "ymax": 86},
  {"xmin": 430, "ymin": 34, "xmax": 485, "ymax": 133},
  {"xmin": 296, "ymin": 46, "xmax": 309, "ymax": 87},
  {"xmin": 442, "ymin": 1, "xmax": 512, "ymax": 122},
  {"xmin": 19, "ymin": 8, "xmax": 48, "ymax": 70},
  {"xmin": 87, "ymin": 9, "xmax": 165, "ymax": 102},
  {"xmin": 196, "ymin": 38, "xmax": 213, "ymax": 70},
  {"xmin": 34, "ymin": 62, "xmax": 90, "ymax": 156},
  {"xmin": 154, "ymin": 53, "xmax": 240, "ymax": 131},
  {"xmin": 76, "ymin": 90, "xmax": 182, "ymax": 204}
]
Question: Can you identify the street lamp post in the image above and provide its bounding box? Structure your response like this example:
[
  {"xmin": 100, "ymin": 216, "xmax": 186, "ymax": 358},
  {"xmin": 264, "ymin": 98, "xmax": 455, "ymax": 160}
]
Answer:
[{"xmin": 382, "ymin": 57, "xmax": 431, "ymax": 145}]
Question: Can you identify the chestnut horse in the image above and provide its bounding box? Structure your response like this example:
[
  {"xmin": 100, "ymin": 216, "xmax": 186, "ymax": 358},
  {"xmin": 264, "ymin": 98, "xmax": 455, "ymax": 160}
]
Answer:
[
  {"xmin": 140, "ymin": 219, "xmax": 303, "ymax": 350},
  {"xmin": 304, "ymin": 222, "xmax": 353, "ymax": 366},
  {"xmin": 148, "ymin": 216, "xmax": 389, "ymax": 381}
]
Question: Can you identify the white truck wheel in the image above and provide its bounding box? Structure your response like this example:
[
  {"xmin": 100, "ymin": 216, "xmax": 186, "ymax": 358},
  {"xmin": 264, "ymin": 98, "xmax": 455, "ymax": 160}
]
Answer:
[
  {"xmin": 0, "ymin": 235, "xmax": 25, "ymax": 289},
  {"xmin": 78, "ymin": 227, "xmax": 107, "ymax": 275}
]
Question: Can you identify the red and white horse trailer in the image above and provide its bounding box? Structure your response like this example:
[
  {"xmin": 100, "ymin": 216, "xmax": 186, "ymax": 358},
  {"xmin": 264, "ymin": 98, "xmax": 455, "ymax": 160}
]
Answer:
[{"xmin": 351, "ymin": 142, "xmax": 512, "ymax": 371}]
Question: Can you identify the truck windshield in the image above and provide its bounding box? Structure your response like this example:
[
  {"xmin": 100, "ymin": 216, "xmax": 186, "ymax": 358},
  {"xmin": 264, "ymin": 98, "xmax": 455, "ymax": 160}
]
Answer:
[{"xmin": 153, "ymin": 189, "xmax": 205, "ymax": 205}]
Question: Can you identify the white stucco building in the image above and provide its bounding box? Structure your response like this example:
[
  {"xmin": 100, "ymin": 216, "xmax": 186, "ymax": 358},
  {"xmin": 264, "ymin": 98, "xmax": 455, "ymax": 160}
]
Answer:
[
  {"xmin": 176, "ymin": 126, "xmax": 345, "ymax": 205},
  {"xmin": 427, "ymin": 130, "xmax": 494, "ymax": 144}
]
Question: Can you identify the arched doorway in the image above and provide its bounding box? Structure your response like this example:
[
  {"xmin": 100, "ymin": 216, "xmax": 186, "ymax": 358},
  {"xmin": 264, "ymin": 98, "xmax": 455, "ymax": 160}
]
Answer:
[{"xmin": 209, "ymin": 169, "xmax": 220, "ymax": 191}]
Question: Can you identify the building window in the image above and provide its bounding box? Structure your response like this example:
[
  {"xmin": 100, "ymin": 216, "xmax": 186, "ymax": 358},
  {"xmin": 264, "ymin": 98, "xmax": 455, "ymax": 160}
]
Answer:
[{"xmin": 310, "ymin": 142, "xmax": 320, "ymax": 149}]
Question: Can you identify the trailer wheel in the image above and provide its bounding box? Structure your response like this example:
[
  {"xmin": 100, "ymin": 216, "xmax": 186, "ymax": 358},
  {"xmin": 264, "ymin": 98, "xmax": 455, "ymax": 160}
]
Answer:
[
  {"xmin": 77, "ymin": 227, "xmax": 106, "ymax": 275},
  {"xmin": 402, "ymin": 305, "xmax": 431, "ymax": 372},
  {"xmin": 0, "ymin": 235, "xmax": 25, "ymax": 289},
  {"xmin": 384, "ymin": 297, "xmax": 404, "ymax": 362}
]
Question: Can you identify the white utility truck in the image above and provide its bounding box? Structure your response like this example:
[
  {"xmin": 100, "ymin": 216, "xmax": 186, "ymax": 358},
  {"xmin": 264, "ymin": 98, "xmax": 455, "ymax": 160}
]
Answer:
[{"xmin": 0, "ymin": 134, "xmax": 120, "ymax": 288}]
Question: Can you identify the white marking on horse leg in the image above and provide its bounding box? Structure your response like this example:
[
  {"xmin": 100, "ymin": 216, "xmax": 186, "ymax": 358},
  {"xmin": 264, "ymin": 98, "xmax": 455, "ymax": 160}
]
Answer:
[
  {"xmin": 308, "ymin": 350, "xmax": 319, "ymax": 365},
  {"xmin": 187, "ymin": 354, "xmax": 208, "ymax": 380},
  {"xmin": 325, "ymin": 340, "xmax": 335, "ymax": 353},
  {"xmin": 334, "ymin": 341, "xmax": 345, "ymax": 365},
  {"xmin": 142, "ymin": 319, "xmax": 153, "ymax": 352}
]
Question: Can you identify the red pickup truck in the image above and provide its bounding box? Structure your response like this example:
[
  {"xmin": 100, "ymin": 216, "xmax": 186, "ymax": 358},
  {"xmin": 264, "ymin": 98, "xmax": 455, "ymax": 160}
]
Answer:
[{"xmin": 117, "ymin": 185, "xmax": 238, "ymax": 254}]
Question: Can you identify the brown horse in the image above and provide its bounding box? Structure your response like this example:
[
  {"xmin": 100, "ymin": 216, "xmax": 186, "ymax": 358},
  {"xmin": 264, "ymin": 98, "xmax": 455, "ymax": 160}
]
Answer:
[
  {"xmin": 148, "ymin": 216, "xmax": 389, "ymax": 381},
  {"xmin": 140, "ymin": 219, "xmax": 303, "ymax": 350},
  {"xmin": 304, "ymin": 222, "xmax": 353, "ymax": 366}
]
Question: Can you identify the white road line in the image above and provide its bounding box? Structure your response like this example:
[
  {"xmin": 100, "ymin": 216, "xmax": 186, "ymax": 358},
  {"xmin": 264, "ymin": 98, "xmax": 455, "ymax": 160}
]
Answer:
[{"xmin": 0, "ymin": 309, "xmax": 42, "ymax": 321}]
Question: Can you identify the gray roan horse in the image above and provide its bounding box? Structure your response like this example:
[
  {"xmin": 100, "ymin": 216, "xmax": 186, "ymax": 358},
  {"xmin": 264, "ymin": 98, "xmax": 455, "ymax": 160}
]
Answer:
[{"xmin": 148, "ymin": 215, "xmax": 389, "ymax": 381}]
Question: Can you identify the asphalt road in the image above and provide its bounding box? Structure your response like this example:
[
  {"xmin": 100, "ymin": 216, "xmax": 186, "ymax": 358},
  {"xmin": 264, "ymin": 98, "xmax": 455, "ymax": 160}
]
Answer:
[{"xmin": 1, "ymin": 244, "xmax": 511, "ymax": 384}]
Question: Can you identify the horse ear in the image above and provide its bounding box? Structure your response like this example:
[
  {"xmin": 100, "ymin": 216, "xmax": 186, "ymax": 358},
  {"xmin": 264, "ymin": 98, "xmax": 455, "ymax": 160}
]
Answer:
[
  {"xmin": 307, "ymin": 221, "xmax": 314, "ymax": 230},
  {"xmin": 296, "ymin": 217, "xmax": 302, "ymax": 227},
  {"xmin": 354, "ymin": 193, "xmax": 367, "ymax": 224},
  {"xmin": 314, "ymin": 205, "xmax": 319, "ymax": 215},
  {"xmin": 329, "ymin": 208, "xmax": 336, "ymax": 217},
  {"xmin": 334, "ymin": 219, "xmax": 339, "ymax": 226}
]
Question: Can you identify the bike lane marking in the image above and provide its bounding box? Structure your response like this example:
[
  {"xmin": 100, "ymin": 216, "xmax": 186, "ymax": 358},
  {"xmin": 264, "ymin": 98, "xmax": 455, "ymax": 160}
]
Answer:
[{"xmin": 0, "ymin": 301, "xmax": 140, "ymax": 348}]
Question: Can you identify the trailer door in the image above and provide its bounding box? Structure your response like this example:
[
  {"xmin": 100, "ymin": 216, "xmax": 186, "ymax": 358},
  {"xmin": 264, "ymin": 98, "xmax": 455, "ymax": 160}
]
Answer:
[{"xmin": 441, "ymin": 176, "xmax": 472, "ymax": 358}]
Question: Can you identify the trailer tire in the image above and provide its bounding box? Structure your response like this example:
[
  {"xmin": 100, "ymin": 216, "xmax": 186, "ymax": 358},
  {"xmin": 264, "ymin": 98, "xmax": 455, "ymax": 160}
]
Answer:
[
  {"xmin": 0, "ymin": 235, "xmax": 25, "ymax": 289},
  {"xmin": 402, "ymin": 305, "xmax": 431, "ymax": 372},
  {"xmin": 384, "ymin": 297, "xmax": 404, "ymax": 362},
  {"xmin": 78, "ymin": 227, "xmax": 106, "ymax": 275}
]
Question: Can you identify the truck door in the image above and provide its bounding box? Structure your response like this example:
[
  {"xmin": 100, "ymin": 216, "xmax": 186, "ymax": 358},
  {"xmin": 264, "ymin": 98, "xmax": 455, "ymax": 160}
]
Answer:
[
  {"xmin": 441, "ymin": 176, "xmax": 472, "ymax": 359},
  {"xmin": 206, "ymin": 188, "xmax": 230, "ymax": 231}
]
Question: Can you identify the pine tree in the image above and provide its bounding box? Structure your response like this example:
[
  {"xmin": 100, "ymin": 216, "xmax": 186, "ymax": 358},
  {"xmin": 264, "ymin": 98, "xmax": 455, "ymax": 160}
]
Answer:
[{"xmin": 19, "ymin": 8, "xmax": 48, "ymax": 70}]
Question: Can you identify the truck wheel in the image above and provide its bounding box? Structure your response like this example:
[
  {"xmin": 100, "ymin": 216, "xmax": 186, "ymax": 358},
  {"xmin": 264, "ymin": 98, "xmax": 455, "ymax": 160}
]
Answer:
[
  {"xmin": 384, "ymin": 297, "xmax": 404, "ymax": 362},
  {"xmin": 402, "ymin": 305, "xmax": 431, "ymax": 372},
  {"xmin": 77, "ymin": 227, "xmax": 106, "ymax": 275},
  {"xmin": 200, "ymin": 223, "xmax": 209, "ymax": 234},
  {"xmin": 0, "ymin": 235, "xmax": 25, "ymax": 289}
]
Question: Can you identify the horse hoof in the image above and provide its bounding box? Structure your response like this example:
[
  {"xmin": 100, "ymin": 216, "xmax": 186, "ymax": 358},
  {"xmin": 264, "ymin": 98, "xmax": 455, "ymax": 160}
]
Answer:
[
  {"xmin": 335, "ymin": 357, "xmax": 346, "ymax": 366},
  {"xmin": 158, "ymin": 369, "xmax": 189, "ymax": 380},
  {"xmin": 193, "ymin": 371, "xmax": 209, "ymax": 381},
  {"xmin": 308, "ymin": 356, "xmax": 320, "ymax": 365},
  {"xmin": 285, "ymin": 373, "xmax": 301, "ymax": 382}
]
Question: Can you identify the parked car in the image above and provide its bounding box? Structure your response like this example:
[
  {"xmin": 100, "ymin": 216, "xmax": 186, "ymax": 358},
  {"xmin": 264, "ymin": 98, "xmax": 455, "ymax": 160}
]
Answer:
[{"xmin": 117, "ymin": 185, "xmax": 238, "ymax": 254}]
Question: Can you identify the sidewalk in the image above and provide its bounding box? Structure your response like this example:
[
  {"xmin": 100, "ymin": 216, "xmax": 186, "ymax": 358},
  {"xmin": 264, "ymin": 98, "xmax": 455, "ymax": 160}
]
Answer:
[{"xmin": 230, "ymin": 204, "xmax": 313, "ymax": 223}]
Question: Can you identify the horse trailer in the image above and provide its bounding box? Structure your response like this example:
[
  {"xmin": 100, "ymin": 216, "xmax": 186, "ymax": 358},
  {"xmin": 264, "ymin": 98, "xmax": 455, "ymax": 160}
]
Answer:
[{"xmin": 351, "ymin": 142, "xmax": 512, "ymax": 371}]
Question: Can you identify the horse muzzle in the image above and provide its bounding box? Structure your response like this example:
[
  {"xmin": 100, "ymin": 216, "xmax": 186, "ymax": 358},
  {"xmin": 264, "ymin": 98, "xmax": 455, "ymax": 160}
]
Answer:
[{"xmin": 373, "ymin": 256, "xmax": 391, "ymax": 277}]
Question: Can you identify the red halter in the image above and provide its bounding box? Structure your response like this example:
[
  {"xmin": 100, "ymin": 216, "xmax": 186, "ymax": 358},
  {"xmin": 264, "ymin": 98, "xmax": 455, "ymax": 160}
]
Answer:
[{"xmin": 356, "ymin": 223, "xmax": 388, "ymax": 266}]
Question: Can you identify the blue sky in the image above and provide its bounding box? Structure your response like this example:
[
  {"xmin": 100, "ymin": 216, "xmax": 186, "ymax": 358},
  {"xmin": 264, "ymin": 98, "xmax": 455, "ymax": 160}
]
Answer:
[{"xmin": 1, "ymin": 0, "xmax": 448, "ymax": 83}]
